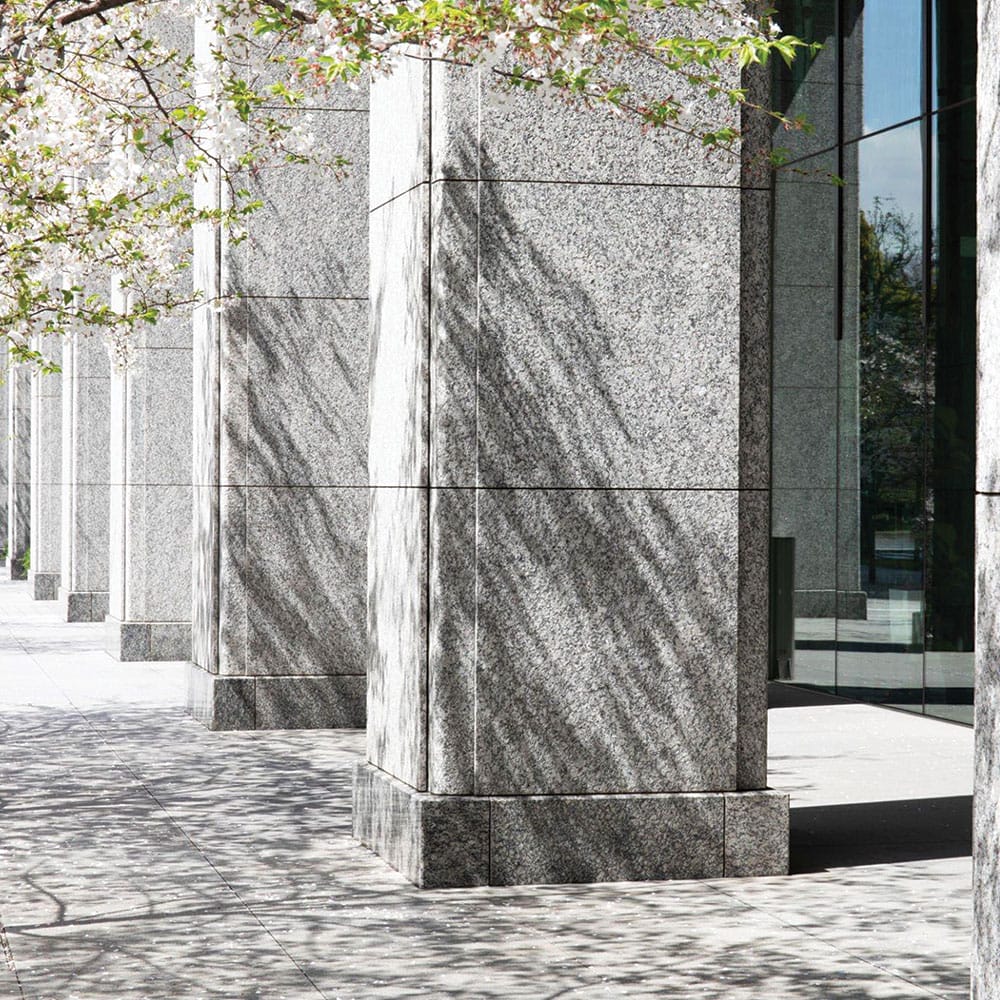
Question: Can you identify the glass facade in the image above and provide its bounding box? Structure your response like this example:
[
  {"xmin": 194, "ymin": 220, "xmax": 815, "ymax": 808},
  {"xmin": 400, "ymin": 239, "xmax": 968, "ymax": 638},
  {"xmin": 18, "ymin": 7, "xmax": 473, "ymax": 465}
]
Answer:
[{"xmin": 770, "ymin": 0, "xmax": 977, "ymax": 723}]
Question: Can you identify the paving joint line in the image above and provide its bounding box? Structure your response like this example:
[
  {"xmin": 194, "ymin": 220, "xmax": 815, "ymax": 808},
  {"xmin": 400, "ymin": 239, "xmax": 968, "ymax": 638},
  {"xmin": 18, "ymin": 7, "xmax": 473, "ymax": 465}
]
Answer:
[
  {"xmin": 702, "ymin": 880, "xmax": 952, "ymax": 1000},
  {"xmin": 2, "ymin": 608, "xmax": 330, "ymax": 1000},
  {"xmin": 98, "ymin": 753, "xmax": 331, "ymax": 1000},
  {"xmin": 0, "ymin": 913, "xmax": 27, "ymax": 1000}
]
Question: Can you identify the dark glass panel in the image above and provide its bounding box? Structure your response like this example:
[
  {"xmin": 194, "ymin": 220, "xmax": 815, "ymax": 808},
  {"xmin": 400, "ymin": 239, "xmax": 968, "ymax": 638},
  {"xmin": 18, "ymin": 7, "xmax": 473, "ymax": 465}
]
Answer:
[
  {"xmin": 771, "ymin": 149, "xmax": 840, "ymax": 692},
  {"xmin": 770, "ymin": 0, "xmax": 977, "ymax": 724},
  {"xmin": 932, "ymin": 0, "xmax": 976, "ymax": 110},
  {"xmin": 772, "ymin": 0, "xmax": 839, "ymax": 160},
  {"xmin": 924, "ymin": 102, "xmax": 976, "ymax": 724}
]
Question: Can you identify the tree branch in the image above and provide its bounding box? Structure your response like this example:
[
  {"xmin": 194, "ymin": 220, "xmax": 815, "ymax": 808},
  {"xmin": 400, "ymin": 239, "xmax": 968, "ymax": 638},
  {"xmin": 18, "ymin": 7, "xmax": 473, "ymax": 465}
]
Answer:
[{"xmin": 56, "ymin": 0, "xmax": 141, "ymax": 28}]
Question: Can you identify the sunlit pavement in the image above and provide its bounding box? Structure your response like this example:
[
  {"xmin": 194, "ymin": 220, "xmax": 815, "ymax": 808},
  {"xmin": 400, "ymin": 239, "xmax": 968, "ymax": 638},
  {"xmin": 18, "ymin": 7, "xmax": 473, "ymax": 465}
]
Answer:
[{"xmin": 0, "ymin": 579, "xmax": 971, "ymax": 999}]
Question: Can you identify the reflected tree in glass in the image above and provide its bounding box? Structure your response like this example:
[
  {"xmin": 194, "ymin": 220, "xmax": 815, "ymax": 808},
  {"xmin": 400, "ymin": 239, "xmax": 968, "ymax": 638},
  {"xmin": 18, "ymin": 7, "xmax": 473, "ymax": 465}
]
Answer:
[{"xmin": 858, "ymin": 198, "xmax": 925, "ymax": 599}]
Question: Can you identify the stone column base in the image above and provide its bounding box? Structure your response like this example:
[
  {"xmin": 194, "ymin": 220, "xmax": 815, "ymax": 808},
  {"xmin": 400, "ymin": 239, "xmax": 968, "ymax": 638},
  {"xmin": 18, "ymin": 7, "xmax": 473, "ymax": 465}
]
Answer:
[
  {"xmin": 353, "ymin": 763, "xmax": 789, "ymax": 888},
  {"xmin": 28, "ymin": 571, "xmax": 60, "ymax": 601},
  {"xmin": 187, "ymin": 664, "xmax": 366, "ymax": 731},
  {"xmin": 58, "ymin": 588, "xmax": 110, "ymax": 623},
  {"xmin": 105, "ymin": 616, "xmax": 192, "ymax": 661}
]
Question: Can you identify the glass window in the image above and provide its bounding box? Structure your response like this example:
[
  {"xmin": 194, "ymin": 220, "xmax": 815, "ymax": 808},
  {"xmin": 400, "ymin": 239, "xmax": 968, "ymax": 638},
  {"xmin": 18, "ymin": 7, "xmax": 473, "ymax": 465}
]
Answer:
[
  {"xmin": 924, "ymin": 102, "xmax": 977, "ymax": 723},
  {"xmin": 772, "ymin": 0, "xmax": 839, "ymax": 161},
  {"xmin": 771, "ymin": 150, "xmax": 840, "ymax": 691},
  {"xmin": 840, "ymin": 122, "xmax": 927, "ymax": 711},
  {"xmin": 932, "ymin": 1, "xmax": 976, "ymax": 110},
  {"xmin": 842, "ymin": 0, "xmax": 923, "ymax": 140},
  {"xmin": 771, "ymin": 0, "xmax": 976, "ymax": 724}
]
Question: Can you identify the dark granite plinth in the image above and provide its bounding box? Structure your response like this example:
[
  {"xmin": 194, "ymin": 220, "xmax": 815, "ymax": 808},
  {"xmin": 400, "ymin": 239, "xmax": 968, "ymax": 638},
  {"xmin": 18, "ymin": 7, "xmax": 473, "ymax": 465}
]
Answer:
[
  {"xmin": 187, "ymin": 664, "xmax": 366, "ymax": 731},
  {"xmin": 59, "ymin": 589, "xmax": 110, "ymax": 623},
  {"xmin": 29, "ymin": 571, "xmax": 60, "ymax": 602},
  {"xmin": 105, "ymin": 617, "xmax": 192, "ymax": 662},
  {"xmin": 353, "ymin": 762, "xmax": 789, "ymax": 888}
]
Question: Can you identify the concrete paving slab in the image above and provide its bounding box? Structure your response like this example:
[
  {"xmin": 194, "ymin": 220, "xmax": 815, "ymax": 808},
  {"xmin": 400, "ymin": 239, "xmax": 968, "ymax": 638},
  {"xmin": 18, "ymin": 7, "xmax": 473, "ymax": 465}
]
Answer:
[{"xmin": 0, "ymin": 580, "xmax": 974, "ymax": 999}]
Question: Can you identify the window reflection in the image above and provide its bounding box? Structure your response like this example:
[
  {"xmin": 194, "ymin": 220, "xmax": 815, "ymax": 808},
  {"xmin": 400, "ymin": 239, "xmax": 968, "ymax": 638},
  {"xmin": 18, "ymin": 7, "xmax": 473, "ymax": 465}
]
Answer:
[
  {"xmin": 771, "ymin": 149, "xmax": 840, "ymax": 693},
  {"xmin": 849, "ymin": 0, "xmax": 924, "ymax": 137},
  {"xmin": 924, "ymin": 102, "xmax": 977, "ymax": 723},
  {"xmin": 770, "ymin": 0, "xmax": 976, "ymax": 724},
  {"xmin": 772, "ymin": 0, "xmax": 838, "ymax": 159},
  {"xmin": 842, "ymin": 123, "xmax": 926, "ymax": 711}
]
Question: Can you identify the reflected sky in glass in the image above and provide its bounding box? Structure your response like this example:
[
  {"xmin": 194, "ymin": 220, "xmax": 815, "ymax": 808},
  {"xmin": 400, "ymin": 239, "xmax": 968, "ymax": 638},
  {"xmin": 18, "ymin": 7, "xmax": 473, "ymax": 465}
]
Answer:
[
  {"xmin": 861, "ymin": 0, "xmax": 923, "ymax": 133},
  {"xmin": 858, "ymin": 124, "xmax": 923, "ymax": 230}
]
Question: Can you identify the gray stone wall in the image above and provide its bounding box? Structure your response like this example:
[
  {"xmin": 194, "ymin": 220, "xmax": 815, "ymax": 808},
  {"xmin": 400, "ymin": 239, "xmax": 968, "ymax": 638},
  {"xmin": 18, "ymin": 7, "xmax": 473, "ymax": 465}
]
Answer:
[
  {"xmin": 359, "ymin": 48, "xmax": 787, "ymax": 885},
  {"xmin": 974, "ymin": 1, "xmax": 1000, "ymax": 993},
  {"xmin": 6, "ymin": 365, "xmax": 31, "ymax": 580},
  {"xmin": 58, "ymin": 333, "xmax": 111, "ymax": 621},
  {"xmin": 28, "ymin": 337, "xmax": 62, "ymax": 600},
  {"xmin": 188, "ymin": 19, "xmax": 369, "ymax": 729}
]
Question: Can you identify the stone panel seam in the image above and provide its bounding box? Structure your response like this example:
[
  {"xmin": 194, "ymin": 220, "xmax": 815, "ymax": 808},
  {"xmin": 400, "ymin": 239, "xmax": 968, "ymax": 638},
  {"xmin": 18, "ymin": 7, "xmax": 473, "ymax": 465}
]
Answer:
[
  {"xmin": 430, "ymin": 176, "xmax": 767, "ymax": 194},
  {"xmin": 356, "ymin": 762, "xmax": 754, "ymax": 799},
  {"xmin": 775, "ymin": 282, "xmax": 844, "ymax": 289},
  {"xmin": 235, "ymin": 294, "xmax": 368, "ymax": 302},
  {"xmin": 242, "ymin": 296, "xmax": 250, "ymax": 676},
  {"xmin": 115, "ymin": 618, "xmax": 192, "ymax": 624},
  {"xmin": 722, "ymin": 794, "xmax": 728, "ymax": 876},
  {"xmin": 256, "ymin": 104, "xmax": 368, "ymax": 113},
  {"xmin": 473, "ymin": 76, "xmax": 482, "ymax": 798},
  {"xmin": 372, "ymin": 485, "xmax": 769, "ymax": 492},
  {"xmin": 198, "ymin": 483, "xmax": 369, "ymax": 489},
  {"xmin": 242, "ymin": 672, "xmax": 367, "ymax": 678},
  {"xmin": 423, "ymin": 59, "xmax": 434, "ymax": 795}
]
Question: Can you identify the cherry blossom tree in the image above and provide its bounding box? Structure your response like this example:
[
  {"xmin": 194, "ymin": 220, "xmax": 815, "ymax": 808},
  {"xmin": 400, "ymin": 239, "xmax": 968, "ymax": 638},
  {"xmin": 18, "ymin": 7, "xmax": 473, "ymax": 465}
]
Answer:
[{"xmin": 0, "ymin": 0, "xmax": 812, "ymax": 368}]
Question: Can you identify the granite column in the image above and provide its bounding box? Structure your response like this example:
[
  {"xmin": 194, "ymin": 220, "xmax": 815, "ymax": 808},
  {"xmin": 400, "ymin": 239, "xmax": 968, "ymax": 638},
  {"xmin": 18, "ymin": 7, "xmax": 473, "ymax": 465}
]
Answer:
[
  {"xmin": 58, "ymin": 333, "xmax": 111, "ymax": 621},
  {"xmin": 973, "ymin": 0, "xmax": 1000, "ymax": 992},
  {"xmin": 28, "ymin": 339, "xmax": 62, "ymax": 600},
  {"xmin": 0, "ymin": 376, "xmax": 8, "ymax": 560},
  {"xmin": 187, "ymin": 20, "xmax": 369, "ymax": 728},
  {"xmin": 105, "ymin": 290, "xmax": 193, "ymax": 660},
  {"xmin": 355, "ymin": 51, "xmax": 788, "ymax": 886},
  {"xmin": 6, "ymin": 365, "xmax": 30, "ymax": 580}
]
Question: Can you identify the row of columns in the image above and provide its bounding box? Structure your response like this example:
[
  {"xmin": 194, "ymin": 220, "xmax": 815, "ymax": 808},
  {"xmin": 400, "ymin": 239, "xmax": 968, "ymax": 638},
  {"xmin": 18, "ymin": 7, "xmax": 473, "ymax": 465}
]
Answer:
[
  {"xmin": 1, "ymin": 36, "xmax": 789, "ymax": 886},
  {"xmin": 2, "ymin": 12, "xmax": 997, "ymax": 988},
  {"xmin": 6, "ymin": 326, "xmax": 189, "ymax": 649}
]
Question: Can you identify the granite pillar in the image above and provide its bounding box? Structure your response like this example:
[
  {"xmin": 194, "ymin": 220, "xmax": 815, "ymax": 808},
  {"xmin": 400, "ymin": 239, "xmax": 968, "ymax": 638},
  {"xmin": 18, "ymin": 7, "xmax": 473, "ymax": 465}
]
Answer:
[
  {"xmin": 355, "ymin": 49, "xmax": 788, "ymax": 887},
  {"xmin": 105, "ymin": 315, "xmax": 193, "ymax": 660},
  {"xmin": 6, "ymin": 365, "xmax": 31, "ymax": 580},
  {"xmin": 187, "ymin": 18, "xmax": 369, "ymax": 729},
  {"xmin": 102, "ymin": 11, "xmax": 194, "ymax": 659},
  {"xmin": 87, "ymin": 246, "xmax": 192, "ymax": 661},
  {"xmin": 58, "ymin": 333, "xmax": 111, "ymax": 622},
  {"xmin": 973, "ymin": 1, "xmax": 1000, "ymax": 992},
  {"xmin": 28, "ymin": 338, "xmax": 62, "ymax": 600},
  {"xmin": 0, "ymin": 375, "xmax": 8, "ymax": 554}
]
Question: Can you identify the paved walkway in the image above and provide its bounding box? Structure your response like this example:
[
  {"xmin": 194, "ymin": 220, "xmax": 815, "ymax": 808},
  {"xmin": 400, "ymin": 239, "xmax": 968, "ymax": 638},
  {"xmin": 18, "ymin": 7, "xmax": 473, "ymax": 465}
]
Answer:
[{"xmin": 0, "ymin": 580, "xmax": 973, "ymax": 999}]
